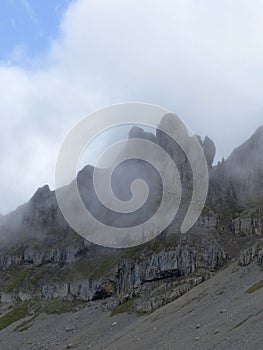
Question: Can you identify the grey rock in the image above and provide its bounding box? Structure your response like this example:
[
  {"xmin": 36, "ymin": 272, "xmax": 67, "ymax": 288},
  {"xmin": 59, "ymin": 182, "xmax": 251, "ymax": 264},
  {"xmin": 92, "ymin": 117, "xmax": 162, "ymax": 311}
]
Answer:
[
  {"xmin": 232, "ymin": 208, "xmax": 263, "ymax": 237},
  {"xmin": 65, "ymin": 324, "xmax": 75, "ymax": 332},
  {"xmin": 239, "ymin": 243, "xmax": 263, "ymax": 266},
  {"xmin": 203, "ymin": 136, "xmax": 216, "ymax": 168},
  {"xmin": 0, "ymin": 116, "xmax": 263, "ymax": 316}
]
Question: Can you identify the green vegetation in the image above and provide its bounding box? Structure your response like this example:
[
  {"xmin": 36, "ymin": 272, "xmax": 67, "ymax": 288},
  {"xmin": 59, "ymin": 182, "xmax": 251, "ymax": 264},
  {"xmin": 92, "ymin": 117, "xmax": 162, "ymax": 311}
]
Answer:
[
  {"xmin": 14, "ymin": 315, "xmax": 37, "ymax": 332},
  {"xmin": 0, "ymin": 302, "xmax": 29, "ymax": 331},
  {"xmin": 62, "ymin": 234, "xmax": 179, "ymax": 283},
  {"xmin": 202, "ymin": 205, "xmax": 216, "ymax": 217},
  {"xmin": 0, "ymin": 264, "xmax": 62, "ymax": 293},
  {"xmin": 219, "ymin": 207, "xmax": 235, "ymax": 223},
  {"xmin": 5, "ymin": 267, "xmax": 30, "ymax": 293},
  {"xmin": 111, "ymin": 298, "xmax": 136, "ymax": 317},
  {"xmin": 26, "ymin": 265, "xmax": 52, "ymax": 285},
  {"xmin": 64, "ymin": 253, "xmax": 122, "ymax": 281},
  {"xmin": 240, "ymin": 207, "xmax": 263, "ymax": 219},
  {"xmin": 1, "ymin": 231, "xmax": 179, "ymax": 297},
  {"xmin": 64, "ymin": 246, "xmax": 154, "ymax": 282},
  {"xmin": 0, "ymin": 298, "xmax": 85, "ymax": 332},
  {"xmin": 245, "ymin": 280, "xmax": 263, "ymax": 294},
  {"xmin": 38, "ymin": 299, "xmax": 84, "ymax": 315}
]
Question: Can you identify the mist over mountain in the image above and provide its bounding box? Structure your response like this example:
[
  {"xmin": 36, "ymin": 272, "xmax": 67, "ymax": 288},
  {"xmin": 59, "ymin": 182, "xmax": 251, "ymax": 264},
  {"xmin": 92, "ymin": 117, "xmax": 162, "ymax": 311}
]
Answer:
[
  {"xmin": 1, "ymin": 115, "xmax": 262, "ymax": 246},
  {"xmin": 209, "ymin": 125, "xmax": 263, "ymax": 208},
  {"xmin": 0, "ymin": 115, "xmax": 263, "ymax": 349}
]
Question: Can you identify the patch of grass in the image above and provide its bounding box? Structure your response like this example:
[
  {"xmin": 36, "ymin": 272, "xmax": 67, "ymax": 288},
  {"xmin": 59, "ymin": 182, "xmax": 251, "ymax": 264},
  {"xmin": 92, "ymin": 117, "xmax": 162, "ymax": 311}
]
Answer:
[
  {"xmin": 14, "ymin": 315, "xmax": 37, "ymax": 332},
  {"xmin": 240, "ymin": 207, "xmax": 263, "ymax": 219},
  {"xmin": 230, "ymin": 310, "xmax": 262, "ymax": 331},
  {"xmin": 64, "ymin": 253, "xmax": 123, "ymax": 281},
  {"xmin": 85, "ymin": 255, "xmax": 119, "ymax": 280},
  {"xmin": 5, "ymin": 267, "xmax": 30, "ymax": 293},
  {"xmin": 202, "ymin": 205, "xmax": 216, "ymax": 217},
  {"xmin": 0, "ymin": 302, "xmax": 29, "ymax": 331},
  {"xmin": 39, "ymin": 299, "xmax": 84, "ymax": 315},
  {"xmin": 37, "ymin": 236, "xmax": 179, "ymax": 286},
  {"xmin": 27, "ymin": 265, "xmax": 51, "ymax": 285},
  {"xmin": 10, "ymin": 298, "xmax": 85, "ymax": 332},
  {"xmin": 111, "ymin": 298, "xmax": 136, "ymax": 317},
  {"xmin": 26, "ymin": 264, "xmax": 65, "ymax": 288},
  {"xmin": 1, "ymin": 264, "xmax": 62, "ymax": 294},
  {"xmin": 245, "ymin": 280, "xmax": 263, "ymax": 294},
  {"xmin": 219, "ymin": 207, "xmax": 235, "ymax": 223},
  {"xmin": 0, "ymin": 297, "xmax": 86, "ymax": 333}
]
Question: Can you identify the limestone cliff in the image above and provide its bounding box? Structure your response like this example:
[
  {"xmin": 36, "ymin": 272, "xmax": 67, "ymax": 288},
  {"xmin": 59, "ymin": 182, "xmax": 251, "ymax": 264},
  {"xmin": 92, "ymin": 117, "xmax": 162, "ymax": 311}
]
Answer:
[{"xmin": 0, "ymin": 116, "xmax": 262, "ymax": 313}]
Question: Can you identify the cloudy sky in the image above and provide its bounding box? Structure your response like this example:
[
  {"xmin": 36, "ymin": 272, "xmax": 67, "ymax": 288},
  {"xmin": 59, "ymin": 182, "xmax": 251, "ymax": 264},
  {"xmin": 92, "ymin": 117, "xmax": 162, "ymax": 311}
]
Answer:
[{"xmin": 0, "ymin": 0, "xmax": 263, "ymax": 214}]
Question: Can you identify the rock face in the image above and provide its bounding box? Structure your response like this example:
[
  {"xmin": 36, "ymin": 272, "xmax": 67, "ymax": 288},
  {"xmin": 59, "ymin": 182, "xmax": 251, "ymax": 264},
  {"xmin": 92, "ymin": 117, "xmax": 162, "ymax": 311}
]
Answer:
[
  {"xmin": 135, "ymin": 274, "xmax": 206, "ymax": 313},
  {"xmin": 203, "ymin": 136, "xmax": 216, "ymax": 168},
  {"xmin": 226, "ymin": 126, "xmax": 263, "ymax": 204},
  {"xmin": 209, "ymin": 126, "xmax": 263, "ymax": 208},
  {"xmin": 232, "ymin": 208, "xmax": 263, "ymax": 237},
  {"xmin": 0, "ymin": 235, "xmax": 226, "ymax": 307},
  {"xmin": 0, "ymin": 115, "xmax": 262, "ymax": 312},
  {"xmin": 239, "ymin": 242, "xmax": 263, "ymax": 266}
]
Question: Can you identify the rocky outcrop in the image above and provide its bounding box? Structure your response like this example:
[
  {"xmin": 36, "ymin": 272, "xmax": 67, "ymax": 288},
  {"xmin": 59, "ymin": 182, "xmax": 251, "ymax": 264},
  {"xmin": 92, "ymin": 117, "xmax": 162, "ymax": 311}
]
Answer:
[
  {"xmin": 135, "ymin": 274, "xmax": 206, "ymax": 313},
  {"xmin": 0, "ymin": 235, "xmax": 226, "ymax": 307},
  {"xmin": 203, "ymin": 136, "xmax": 216, "ymax": 168},
  {"xmin": 0, "ymin": 241, "xmax": 88, "ymax": 269},
  {"xmin": 210, "ymin": 126, "xmax": 263, "ymax": 208},
  {"xmin": 0, "ymin": 253, "xmax": 23, "ymax": 268},
  {"xmin": 23, "ymin": 245, "xmax": 86, "ymax": 266},
  {"xmin": 233, "ymin": 217, "xmax": 263, "ymax": 237},
  {"xmin": 232, "ymin": 207, "xmax": 263, "ymax": 237},
  {"xmin": 0, "ymin": 116, "xmax": 263, "ymax": 314},
  {"xmin": 239, "ymin": 242, "xmax": 263, "ymax": 266}
]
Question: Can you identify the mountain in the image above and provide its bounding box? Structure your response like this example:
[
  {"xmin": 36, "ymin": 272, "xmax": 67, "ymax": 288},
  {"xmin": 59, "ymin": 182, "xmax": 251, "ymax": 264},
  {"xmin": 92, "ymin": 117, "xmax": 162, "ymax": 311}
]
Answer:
[
  {"xmin": 0, "ymin": 115, "xmax": 263, "ymax": 348},
  {"xmin": 209, "ymin": 125, "xmax": 263, "ymax": 208}
]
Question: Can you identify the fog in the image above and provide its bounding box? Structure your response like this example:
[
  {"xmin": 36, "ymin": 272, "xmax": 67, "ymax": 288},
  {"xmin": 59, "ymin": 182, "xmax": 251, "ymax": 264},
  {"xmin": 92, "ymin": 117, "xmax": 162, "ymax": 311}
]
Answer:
[{"xmin": 0, "ymin": 0, "xmax": 263, "ymax": 214}]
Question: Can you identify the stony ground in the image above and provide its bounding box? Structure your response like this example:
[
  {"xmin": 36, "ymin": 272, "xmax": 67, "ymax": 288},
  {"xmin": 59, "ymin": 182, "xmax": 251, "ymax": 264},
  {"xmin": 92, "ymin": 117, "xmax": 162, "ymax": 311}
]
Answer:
[{"xmin": 1, "ymin": 261, "xmax": 263, "ymax": 350}]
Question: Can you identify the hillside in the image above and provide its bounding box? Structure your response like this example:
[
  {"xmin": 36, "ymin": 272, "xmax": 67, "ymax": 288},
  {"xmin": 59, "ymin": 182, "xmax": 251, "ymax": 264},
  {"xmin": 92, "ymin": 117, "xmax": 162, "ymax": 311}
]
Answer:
[
  {"xmin": 0, "ymin": 260, "xmax": 263, "ymax": 350},
  {"xmin": 0, "ymin": 115, "xmax": 263, "ymax": 349}
]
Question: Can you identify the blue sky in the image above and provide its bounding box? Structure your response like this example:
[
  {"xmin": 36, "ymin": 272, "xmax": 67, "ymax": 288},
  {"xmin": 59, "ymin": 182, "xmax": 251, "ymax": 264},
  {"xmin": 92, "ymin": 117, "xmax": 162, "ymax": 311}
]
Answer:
[{"xmin": 0, "ymin": 0, "xmax": 71, "ymax": 62}]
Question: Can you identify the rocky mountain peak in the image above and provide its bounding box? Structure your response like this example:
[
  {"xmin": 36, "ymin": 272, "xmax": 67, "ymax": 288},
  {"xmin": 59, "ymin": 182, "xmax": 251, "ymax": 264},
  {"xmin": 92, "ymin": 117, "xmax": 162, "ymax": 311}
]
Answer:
[
  {"xmin": 203, "ymin": 136, "xmax": 216, "ymax": 168},
  {"xmin": 209, "ymin": 124, "xmax": 263, "ymax": 207}
]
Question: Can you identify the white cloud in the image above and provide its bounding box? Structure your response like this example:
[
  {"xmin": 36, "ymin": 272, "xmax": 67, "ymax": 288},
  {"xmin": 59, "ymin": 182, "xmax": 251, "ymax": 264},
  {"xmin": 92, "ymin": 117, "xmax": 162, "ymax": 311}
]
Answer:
[
  {"xmin": 1, "ymin": 0, "xmax": 263, "ymax": 213},
  {"xmin": 21, "ymin": 0, "xmax": 38, "ymax": 25}
]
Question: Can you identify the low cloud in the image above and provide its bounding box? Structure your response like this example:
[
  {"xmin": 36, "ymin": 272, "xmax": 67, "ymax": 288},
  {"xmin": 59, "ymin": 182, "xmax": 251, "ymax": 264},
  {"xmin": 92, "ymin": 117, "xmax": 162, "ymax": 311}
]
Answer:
[{"xmin": 0, "ymin": 0, "xmax": 263, "ymax": 213}]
